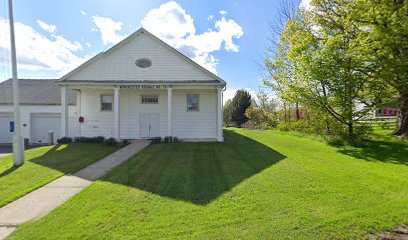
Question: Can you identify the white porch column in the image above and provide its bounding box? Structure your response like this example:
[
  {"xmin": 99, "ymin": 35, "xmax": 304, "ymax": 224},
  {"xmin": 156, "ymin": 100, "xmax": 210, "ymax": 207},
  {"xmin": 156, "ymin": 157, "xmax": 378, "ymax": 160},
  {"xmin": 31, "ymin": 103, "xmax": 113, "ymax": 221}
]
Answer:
[
  {"xmin": 167, "ymin": 87, "xmax": 172, "ymax": 136},
  {"xmin": 114, "ymin": 87, "xmax": 120, "ymax": 140},
  {"xmin": 217, "ymin": 87, "xmax": 224, "ymax": 142},
  {"xmin": 61, "ymin": 86, "xmax": 68, "ymax": 137}
]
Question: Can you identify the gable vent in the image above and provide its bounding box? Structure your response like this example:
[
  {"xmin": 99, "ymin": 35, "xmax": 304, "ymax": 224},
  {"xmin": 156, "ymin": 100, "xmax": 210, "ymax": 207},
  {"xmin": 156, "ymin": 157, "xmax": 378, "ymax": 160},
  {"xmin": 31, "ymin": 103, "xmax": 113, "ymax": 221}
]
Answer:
[{"xmin": 135, "ymin": 58, "xmax": 152, "ymax": 68}]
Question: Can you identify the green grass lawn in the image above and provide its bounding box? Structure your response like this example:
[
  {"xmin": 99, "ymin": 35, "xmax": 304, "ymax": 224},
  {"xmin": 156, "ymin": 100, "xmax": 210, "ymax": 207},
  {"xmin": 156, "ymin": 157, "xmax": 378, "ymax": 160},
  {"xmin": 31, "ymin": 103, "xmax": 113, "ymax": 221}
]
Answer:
[
  {"xmin": 8, "ymin": 129, "xmax": 408, "ymax": 239},
  {"xmin": 0, "ymin": 143, "xmax": 119, "ymax": 208}
]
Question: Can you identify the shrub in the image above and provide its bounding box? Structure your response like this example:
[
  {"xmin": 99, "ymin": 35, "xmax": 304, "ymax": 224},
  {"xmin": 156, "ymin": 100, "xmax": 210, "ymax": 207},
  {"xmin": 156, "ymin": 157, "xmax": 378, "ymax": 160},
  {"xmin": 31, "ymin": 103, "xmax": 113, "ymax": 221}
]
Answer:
[
  {"xmin": 104, "ymin": 137, "xmax": 118, "ymax": 146},
  {"xmin": 163, "ymin": 136, "xmax": 179, "ymax": 143},
  {"xmin": 122, "ymin": 139, "xmax": 130, "ymax": 145},
  {"xmin": 241, "ymin": 120, "xmax": 256, "ymax": 129},
  {"xmin": 93, "ymin": 136, "xmax": 106, "ymax": 143},
  {"xmin": 276, "ymin": 122, "xmax": 292, "ymax": 132},
  {"xmin": 244, "ymin": 105, "xmax": 278, "ymax": 129},
  {"xmin": 164, "ymin": 136, "xmax": 171, "ymax": 143},
  {"xmin": 151, "ymin": 137, "xmax": 162, "ymax": 144},
  {"xmin": 73, "ymin": 136, "xmax": 106, "ymax": 143},
  {"xmin": 57, "ymin": 137, "xmax": 73, "ymax": 144},
  {"xmin": 74, "ymin": 136, "xmax": 86, "ymax": 143},
  {"xmin": 152, "ymin": 136, "xmax": 179, "ymax": 144}
]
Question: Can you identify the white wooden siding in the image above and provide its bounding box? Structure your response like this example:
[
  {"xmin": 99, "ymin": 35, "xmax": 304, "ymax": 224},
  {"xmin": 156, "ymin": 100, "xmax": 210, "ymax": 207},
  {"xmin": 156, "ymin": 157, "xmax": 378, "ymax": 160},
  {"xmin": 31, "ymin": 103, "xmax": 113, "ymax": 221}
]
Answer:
[
  {"xmin": 78, "ymin": 89, "xmax": 217, "ymax": 140},
  {"xmin": 67, "ymin": 33, "xmax": 215, "ymax": 82},
  {"xmin": 119, "ymin": 89, "xmax": 168, "ymax": 139},
  {"xmin": 78, "ymin": 89, "xmax": 116, "ymax": 137},
  {"xmin": 172, "ymin": 90, "xmax": 217, "ymax": 139},
  {"xmin": 0, "ymin": 105, "xmax": 78, "ymax": 142}
]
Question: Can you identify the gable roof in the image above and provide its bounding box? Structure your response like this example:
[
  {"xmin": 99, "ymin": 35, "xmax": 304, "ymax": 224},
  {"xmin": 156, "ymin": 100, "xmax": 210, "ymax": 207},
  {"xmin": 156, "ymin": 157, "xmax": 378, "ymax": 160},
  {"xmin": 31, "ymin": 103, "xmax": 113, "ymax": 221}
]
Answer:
[
  {"xmin": 0, "ymin": 79, "xmax": 76, "ymax": 105},
  {"xmin": 58, "ymin": 28, "xmax": 226, "ymax": 85}
]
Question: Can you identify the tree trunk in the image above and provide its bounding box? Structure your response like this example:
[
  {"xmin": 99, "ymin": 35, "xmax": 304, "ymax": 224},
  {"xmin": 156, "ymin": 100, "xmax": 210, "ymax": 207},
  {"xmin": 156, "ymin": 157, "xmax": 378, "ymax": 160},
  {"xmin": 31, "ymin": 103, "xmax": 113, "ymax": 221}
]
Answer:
[
  {"xmin": 288, "ymin": 104, "xmax": 291, "ymax": 122},
  {"xmin": 283, "ymin": 102, "xmax": 287, "ymax": 122},
  {"xmin": 325, "ymin": 119, "xmax": 331, "ymax": 134},
  {"xmin": 394, "ymin": 93, "xmax": 408, "ymax": 138},
  {"xmin": 348, "ymin": 123, "xmax": 354, "ymax": 139},
  {"xmin": 295, "ymin": 102, "xmax": 300, "ymax": 120}
]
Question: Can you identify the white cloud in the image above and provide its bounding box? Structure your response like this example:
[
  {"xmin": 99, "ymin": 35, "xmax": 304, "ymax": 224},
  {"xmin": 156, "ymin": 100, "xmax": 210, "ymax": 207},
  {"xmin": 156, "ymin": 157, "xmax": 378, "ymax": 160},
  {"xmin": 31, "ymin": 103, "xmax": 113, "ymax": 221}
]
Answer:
[
  {"xmin": 223, "ymin": 88, "xmax": 256, "ymax": 105},
  {"xmin": 92, "ymin": 16, "xmax": 126, "ymax": 45},
  {"xmin": 214, "ymin": 17, "xmax": 243, "ymax": 52},
  {"xmin": 219, "ymin": 10, "xmax": 227, "ymax": 15},
  {"xmin": 36, "ymin": 20, "xmax": 56, "ymax": 33},
  {"xmin": 207, "ymin": 15, "xmax": 214, "ymax": 21},
  {"xmin": 141, "ymin": 1, "xmax": 243, "ymax": 74},
  {"xmin": 0, "ymin": 17, "xmax": 90, "ymax": 74},
  {"xmin": 85, "ymin": 42, "xmax": 92, "ymax": 48},
  {"xmin": 80, "ymin": 10, "xmax": 87, "ymax": 16},
  {"xmin": 299, "ymin": 0, "xmax": 311, "ymax": 9},
  {"xmin": 141, "ymin": 1, "xmax": 195, "ymax": 39}
]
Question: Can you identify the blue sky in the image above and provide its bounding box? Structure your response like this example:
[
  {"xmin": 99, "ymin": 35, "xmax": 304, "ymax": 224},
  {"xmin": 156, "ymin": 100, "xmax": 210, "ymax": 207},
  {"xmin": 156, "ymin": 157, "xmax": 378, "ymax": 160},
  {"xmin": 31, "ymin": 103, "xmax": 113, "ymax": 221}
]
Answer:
[{"xmin": 0, "ymin": 0, "xmax": 303, "ymax": 101}]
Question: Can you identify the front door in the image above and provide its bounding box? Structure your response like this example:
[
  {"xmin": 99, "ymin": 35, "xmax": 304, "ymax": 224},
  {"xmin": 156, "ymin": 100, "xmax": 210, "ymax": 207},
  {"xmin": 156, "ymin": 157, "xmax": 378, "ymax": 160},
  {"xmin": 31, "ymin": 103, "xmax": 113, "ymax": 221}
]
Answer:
[{"xmin": 140, "ymin": 113, "xmax": 160, "ymax": 138}]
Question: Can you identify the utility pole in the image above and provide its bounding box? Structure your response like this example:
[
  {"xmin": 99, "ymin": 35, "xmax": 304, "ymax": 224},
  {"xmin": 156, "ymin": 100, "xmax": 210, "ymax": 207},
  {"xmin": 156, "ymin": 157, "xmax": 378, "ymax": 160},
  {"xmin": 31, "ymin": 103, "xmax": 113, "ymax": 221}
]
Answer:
[{"xmin": 8, "ymin": 0, "xmax": 24, "ymax": 166}]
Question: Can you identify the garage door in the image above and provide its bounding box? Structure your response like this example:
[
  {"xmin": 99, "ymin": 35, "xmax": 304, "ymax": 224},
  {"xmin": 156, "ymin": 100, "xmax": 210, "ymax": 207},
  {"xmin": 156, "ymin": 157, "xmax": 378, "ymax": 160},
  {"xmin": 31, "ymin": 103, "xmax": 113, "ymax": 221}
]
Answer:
[
  {"xmin": 0, "ymin": 113, "xmax": 13, "ymax": 143},
  {"xmin": 31, "ymin": 113, "xmax": 61, "ymax": 144}
]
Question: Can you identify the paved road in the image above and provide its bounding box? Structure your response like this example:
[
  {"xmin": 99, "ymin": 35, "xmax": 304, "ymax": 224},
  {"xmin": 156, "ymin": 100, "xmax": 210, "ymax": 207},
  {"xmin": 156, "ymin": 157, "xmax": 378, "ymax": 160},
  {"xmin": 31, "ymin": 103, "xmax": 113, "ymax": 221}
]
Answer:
[
  {"xmin": 0, "ymin": 145, "xmax": 12, "ymax": 157},
  {"xmin": 0, "ymin": 145, "xmax": 12, "ymax": 154},
  {"xmin": 0, "ymin": 144, "xmax": 44, "ymax": 157}
]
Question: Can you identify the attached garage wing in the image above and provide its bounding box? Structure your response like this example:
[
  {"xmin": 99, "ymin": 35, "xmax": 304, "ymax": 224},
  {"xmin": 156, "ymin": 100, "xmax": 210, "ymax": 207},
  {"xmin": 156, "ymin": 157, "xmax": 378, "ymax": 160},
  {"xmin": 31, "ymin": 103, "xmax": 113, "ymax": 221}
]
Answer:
[
  {"xmin": 0, "ymin": 113, "xmax": 13, "ymax": 143},
  {"xmin": 31, "ymin": 113, "xmax": 61, "ymax": 144}
]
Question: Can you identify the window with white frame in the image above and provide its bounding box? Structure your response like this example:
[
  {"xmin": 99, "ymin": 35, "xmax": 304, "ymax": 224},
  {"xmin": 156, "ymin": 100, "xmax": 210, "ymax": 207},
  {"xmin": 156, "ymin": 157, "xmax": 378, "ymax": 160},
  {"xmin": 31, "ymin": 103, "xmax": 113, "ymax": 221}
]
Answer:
[
  {"xmin": 187, "ymin": 94, "xmax": 199, "ymax": 111},
  {"xmin": 101, "ymin": 94, "xmax": 113, "ymax": 111},
  {"xmin": 141, "ymin": 95, "xmax": 159, "ymax": 104}
]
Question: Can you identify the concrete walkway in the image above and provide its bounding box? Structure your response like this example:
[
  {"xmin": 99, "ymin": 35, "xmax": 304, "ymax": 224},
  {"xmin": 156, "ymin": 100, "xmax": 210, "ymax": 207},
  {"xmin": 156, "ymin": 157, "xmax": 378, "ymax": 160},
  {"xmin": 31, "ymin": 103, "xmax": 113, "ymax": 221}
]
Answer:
[{"xmin": 0, "ymin": 140, "xmax": 149, "ymax": 239}]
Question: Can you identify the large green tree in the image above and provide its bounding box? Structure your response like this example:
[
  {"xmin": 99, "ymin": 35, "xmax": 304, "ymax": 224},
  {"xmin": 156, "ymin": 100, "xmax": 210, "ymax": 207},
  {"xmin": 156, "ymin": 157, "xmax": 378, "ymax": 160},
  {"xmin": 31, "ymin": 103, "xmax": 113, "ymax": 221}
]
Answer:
[
  {"xmin": 265, "ymin": 7, "xmax": 379, "ymax": 138},
  {"xmin": 340, "ymin": 0, "xmax": 408, "ymax": 137},
  {"xmin": 223, "ymin": 90, "xmax": 252, "ymax": 126}
]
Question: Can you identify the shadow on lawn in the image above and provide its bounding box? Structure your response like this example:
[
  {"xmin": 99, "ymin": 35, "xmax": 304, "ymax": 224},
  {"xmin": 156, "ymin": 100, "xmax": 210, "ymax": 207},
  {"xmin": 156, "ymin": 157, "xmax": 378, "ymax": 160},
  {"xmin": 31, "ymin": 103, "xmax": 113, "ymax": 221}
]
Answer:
[
  {"xmin": 337, "ymin": 139, "xmax": 408, "ymax": 165},
  {"xmin": 0, "ymin": 145, "xmax": 60, "ymax": 178},
  {"xmin": 107, "ymin": 129, "xmax": 286, "ymax": 205},
  {"xmin": 1, "ymin": 144, "xmax": 112, "ymax": 178}
]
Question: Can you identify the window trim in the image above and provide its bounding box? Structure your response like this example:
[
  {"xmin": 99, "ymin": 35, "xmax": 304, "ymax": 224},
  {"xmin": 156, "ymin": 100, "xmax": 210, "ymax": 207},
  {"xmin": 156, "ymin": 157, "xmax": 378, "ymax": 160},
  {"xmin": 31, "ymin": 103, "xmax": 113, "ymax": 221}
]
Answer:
[
  {"xmin": 100, "ymin": 94, "xmax": 113, "ymax": 112},
  {"xmin": 141, "ymin": 95, "xmax": 159, "ymax": 104},
  {"xmin": 186, "ymin": 94, "xmax": 199, "ymax": 112}
]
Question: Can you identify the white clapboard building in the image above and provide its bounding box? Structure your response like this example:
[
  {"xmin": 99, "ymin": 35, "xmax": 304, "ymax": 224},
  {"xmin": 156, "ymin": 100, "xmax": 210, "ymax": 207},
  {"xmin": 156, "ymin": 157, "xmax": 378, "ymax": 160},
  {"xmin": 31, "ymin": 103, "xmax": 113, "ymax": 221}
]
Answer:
[
  {"xmin": 0, "ymin": 79, "xmax": 79, "ymax": 144},
  {"xmin": 59, "ymin": 27, "xmax": 225, "ymax": 142}
]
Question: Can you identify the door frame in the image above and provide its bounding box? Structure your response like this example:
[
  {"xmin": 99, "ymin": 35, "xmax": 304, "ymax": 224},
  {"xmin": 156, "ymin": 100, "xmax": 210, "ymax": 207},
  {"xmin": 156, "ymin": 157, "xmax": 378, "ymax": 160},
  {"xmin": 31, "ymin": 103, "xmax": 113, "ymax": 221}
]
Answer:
[{"xmin": 139, "ymin": 113, "xmax": 160, "ymax": 138}]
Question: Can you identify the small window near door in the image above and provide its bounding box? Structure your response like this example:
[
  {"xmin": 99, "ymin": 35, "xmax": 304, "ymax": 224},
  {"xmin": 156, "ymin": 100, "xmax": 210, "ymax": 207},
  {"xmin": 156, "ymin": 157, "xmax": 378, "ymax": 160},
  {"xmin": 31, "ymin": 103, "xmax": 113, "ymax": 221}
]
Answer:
[
  {"xmin": 101, "ymin": 94, "xmax": 113, "ymax": 111},
  {"xmin": 187, "ymin": 94, "xmax": 199, "ymax": 111},
  {"xmin": 141, "ymin": 95, "xmax": 159, "ymax": 104}
]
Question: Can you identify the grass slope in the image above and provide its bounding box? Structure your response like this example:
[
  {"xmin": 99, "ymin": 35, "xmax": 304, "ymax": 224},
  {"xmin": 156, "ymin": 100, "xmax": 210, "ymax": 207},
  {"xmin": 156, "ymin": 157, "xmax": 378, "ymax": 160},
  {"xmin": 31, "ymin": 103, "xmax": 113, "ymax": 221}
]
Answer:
[
  {"xmin": 8, "ymin": 129, "xmax": 408, "ymax": 239},
  {"xmin": 0, "ymin": 144, "xmax": 119, "ymax": 207}
]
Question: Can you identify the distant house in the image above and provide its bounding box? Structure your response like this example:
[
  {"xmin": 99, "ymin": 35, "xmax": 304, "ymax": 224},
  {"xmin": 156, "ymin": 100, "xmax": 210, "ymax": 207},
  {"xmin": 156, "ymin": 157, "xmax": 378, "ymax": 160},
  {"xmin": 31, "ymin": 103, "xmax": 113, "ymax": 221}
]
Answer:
[
  {"xmin": 377, "ymin": 107, "xmax": 397, "ymax": 117},
  {"xmin": 57, "ymin": 27, "xmax": 225, "ymax": 142},
  {"xmin": 0, "ymin": 79, "xmax": 78, "ymax": 144}
]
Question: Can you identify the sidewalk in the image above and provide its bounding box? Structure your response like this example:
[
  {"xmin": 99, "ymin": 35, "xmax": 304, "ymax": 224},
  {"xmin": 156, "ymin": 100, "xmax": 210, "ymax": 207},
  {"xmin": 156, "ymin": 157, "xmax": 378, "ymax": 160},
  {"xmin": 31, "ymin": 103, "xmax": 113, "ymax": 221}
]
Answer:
[{"xmin": 0, "ymin": 140, "xmax": 149, "ymax": 239}]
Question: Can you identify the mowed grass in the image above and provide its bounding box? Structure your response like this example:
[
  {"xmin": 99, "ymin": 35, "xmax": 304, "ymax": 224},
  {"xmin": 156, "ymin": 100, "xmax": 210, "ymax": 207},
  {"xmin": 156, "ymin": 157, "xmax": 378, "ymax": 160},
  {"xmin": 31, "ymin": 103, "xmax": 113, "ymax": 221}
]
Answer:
[
  {"xmin": 0, "ymin": 143, "xmax": 119, "ymax": 207},
  {"xmin": 8, "ymin": 129, "xmax": 408, "ymax": 239}
]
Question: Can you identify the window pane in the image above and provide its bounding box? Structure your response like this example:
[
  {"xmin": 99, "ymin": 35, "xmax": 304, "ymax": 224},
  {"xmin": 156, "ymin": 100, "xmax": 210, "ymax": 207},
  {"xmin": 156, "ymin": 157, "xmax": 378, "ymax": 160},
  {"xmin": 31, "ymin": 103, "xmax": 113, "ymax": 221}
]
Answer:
[
  {"xmin": 141, "ymin": 95, "xmax": 158, "ymax": 104},
  {"xmin": 187, "ymin": 95, "xmax": 199, "ymax": 111},
  {"xmin": 101, "ymin": 103, "xmax": 112, "ymax": 111},
  {"xmin": 101, "ymin": 95, "xmax": 113, "ymax": 111},
  {"xmin": 102, "ymin": 95, "xmax": 112, "ymax": 103}
]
